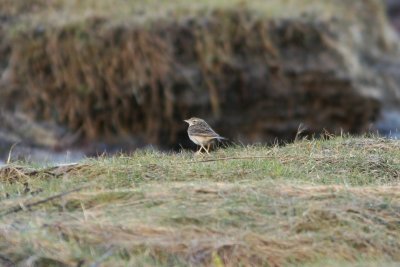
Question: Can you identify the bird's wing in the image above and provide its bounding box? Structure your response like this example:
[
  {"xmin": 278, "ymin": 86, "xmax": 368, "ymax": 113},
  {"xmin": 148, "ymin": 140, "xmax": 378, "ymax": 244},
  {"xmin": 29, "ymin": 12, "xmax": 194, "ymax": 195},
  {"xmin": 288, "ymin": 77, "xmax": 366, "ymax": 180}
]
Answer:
[{"xmin": 188, "ymin": 122, "xmax": 220, "ymax": 138}]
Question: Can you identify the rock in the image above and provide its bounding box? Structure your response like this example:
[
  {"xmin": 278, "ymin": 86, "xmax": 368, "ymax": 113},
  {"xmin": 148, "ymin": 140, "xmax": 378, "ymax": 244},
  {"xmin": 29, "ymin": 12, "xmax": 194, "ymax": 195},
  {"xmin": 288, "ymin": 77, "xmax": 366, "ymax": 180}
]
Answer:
[
  {"xmin": 0, "ymin": 110, "xmax": 83, "ymax": 162},
  {"xmin": 374, "ymin": 109, "xmax": 400, "ymax": 139},
  {"xmin": 387, "ymin": 0, "xmax": 400, "ymax": 32}
]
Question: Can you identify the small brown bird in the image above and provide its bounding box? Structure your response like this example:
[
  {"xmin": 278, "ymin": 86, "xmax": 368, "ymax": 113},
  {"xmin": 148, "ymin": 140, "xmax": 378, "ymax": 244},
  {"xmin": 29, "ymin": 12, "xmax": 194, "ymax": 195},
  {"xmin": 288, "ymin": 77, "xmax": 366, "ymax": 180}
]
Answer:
[{"xmin": 184, "ymin": 117, "xmax": 226, "ymax": 154}]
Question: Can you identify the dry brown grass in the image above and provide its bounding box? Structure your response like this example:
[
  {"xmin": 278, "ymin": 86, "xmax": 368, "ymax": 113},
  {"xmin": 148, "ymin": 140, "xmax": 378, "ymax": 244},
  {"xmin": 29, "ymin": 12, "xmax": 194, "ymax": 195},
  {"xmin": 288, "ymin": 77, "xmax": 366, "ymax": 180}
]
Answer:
[
  {"xmin": 0, "ymin": 137, "xmax": 399, "ymax": 266},
  {"xmin": 1, "ymin": 182, "xmax": 400, "ymax": 266},
  {"xmin": 0, "ymin": 0, "xmax": 393, "ymax": 147}
]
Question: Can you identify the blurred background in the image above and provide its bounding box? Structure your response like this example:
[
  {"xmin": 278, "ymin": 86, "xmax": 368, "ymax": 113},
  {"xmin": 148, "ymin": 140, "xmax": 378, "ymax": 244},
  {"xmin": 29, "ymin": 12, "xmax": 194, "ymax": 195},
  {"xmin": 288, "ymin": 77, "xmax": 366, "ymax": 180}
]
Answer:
[{"xmin": 0, "ymin": 0, "xmax": 400, "ymax": 164}]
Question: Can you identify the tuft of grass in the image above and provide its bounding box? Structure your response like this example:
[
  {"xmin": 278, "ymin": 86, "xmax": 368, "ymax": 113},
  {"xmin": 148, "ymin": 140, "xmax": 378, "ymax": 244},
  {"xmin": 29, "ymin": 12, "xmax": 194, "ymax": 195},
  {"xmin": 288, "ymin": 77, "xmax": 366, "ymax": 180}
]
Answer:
[{"xmin": 0, "ymin": 137, "xmax": 400, "ymax": 266}]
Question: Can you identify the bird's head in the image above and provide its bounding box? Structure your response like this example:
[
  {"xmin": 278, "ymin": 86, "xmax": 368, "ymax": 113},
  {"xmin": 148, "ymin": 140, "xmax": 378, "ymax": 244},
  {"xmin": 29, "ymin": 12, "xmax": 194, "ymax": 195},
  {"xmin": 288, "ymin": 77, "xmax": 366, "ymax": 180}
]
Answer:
[{"xmin": 184, "ymin": 117, "xmax": 204, "ymax": 126}]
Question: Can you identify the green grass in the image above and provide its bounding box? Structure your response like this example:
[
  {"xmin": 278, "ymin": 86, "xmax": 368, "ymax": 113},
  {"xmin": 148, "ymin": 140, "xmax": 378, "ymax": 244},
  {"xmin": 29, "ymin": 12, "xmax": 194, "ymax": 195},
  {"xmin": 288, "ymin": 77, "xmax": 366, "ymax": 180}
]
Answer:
[{"xmin": 0, "ymin": 137, "xmax": 400, "ymax": 266}]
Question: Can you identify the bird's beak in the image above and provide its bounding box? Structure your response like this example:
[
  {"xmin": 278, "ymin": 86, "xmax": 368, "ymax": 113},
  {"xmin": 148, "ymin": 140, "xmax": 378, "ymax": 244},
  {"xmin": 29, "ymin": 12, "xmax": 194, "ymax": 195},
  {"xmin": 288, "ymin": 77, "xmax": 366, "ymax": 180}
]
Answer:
[{"xmin": 184, "ymin": 120, "xmax": 189, "ymax": 123}]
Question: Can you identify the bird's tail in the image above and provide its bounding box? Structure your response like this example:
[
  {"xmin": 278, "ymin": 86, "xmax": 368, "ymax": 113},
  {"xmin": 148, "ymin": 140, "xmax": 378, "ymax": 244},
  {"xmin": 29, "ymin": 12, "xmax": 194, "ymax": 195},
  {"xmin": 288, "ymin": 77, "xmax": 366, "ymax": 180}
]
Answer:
[{"xmin": 215, "ymin": 136, "xmax": 228, "ymax": 141}]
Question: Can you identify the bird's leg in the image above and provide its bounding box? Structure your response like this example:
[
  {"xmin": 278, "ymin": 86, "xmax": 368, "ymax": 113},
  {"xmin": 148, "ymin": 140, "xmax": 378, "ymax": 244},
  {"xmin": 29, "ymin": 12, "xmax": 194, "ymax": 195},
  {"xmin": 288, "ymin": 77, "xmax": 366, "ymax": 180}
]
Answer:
[
  {"xmin": 195, "ymin": 145, "xmax": 203, "ymax": 154},
  {"xmin": 202, "ymin": 144, "xmax": 210, "ymax": 155},
  {"xmin": 207, "ymin": 143, "xmax": 211, "ymax": 153}
]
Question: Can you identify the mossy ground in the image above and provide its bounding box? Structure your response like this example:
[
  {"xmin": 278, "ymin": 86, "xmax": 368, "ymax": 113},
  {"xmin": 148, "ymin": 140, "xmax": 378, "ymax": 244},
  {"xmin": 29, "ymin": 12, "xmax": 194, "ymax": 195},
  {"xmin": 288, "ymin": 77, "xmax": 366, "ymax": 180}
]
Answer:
[{"xmin": 0, "ymin": 137, "xmax": 399, "ymax": 266}]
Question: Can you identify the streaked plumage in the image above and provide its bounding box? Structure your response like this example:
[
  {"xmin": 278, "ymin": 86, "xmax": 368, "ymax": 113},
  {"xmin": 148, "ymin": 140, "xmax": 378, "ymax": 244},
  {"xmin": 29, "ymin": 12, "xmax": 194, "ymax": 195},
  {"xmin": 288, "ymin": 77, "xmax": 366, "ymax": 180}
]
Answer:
[{"xmin": 184, "ymin": 117, "xmax": 225, "ymax": 154}]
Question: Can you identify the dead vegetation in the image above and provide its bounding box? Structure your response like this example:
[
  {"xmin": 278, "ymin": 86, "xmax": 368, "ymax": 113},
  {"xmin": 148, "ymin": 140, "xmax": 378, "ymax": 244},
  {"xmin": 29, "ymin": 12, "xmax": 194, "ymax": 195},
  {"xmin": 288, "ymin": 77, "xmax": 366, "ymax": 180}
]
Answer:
[
  {"xmin": 0, "ymin": 137, "xmax": 399, "ymax": 266},
  {"xmin": 1, "ymin": 0, "xmax": 397, "ymax": 149}
]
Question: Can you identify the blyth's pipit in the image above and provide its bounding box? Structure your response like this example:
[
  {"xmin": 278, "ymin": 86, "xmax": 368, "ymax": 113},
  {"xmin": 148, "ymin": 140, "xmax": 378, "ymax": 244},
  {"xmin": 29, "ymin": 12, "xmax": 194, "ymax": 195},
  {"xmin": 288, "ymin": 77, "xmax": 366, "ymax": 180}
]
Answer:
[{"xmin": 184, "ymin": 117, "xmax": 226, "ymax": 154}]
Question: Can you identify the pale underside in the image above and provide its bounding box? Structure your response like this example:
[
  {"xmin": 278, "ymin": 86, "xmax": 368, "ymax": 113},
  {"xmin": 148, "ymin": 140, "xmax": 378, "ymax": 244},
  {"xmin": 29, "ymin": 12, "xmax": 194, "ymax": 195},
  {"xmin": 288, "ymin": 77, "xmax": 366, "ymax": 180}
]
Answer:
[{"xmin": 188, "ymin": 134, "xmax": 217, "ymax": 146}]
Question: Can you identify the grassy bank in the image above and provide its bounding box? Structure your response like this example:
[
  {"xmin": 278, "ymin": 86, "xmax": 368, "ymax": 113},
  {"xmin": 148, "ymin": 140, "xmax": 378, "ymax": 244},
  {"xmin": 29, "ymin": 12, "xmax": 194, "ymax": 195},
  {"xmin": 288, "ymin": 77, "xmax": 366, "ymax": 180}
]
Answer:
[
  {"xmin": 1, "ymin": 0, "xmax": 392, "ymax": 147},
  {"xmin": 0, "ymin": 137, "xmax": 399, "ymax": 266}
]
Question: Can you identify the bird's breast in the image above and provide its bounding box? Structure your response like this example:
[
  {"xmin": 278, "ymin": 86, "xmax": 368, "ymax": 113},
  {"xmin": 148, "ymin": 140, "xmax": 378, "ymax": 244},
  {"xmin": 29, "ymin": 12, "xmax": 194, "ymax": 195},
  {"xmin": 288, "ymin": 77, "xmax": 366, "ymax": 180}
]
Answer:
[{"xmin": 188, "ymin": 134, "xmax": 214, "ymax": 145}]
